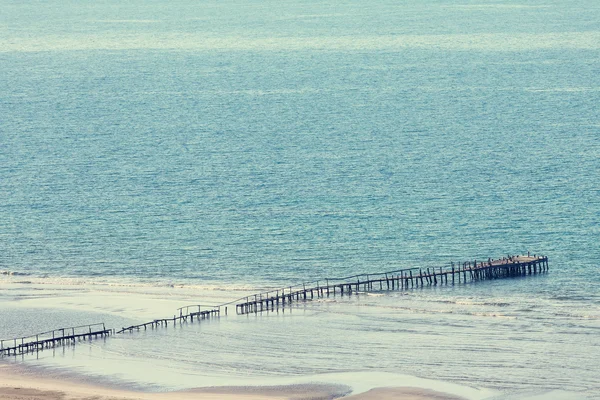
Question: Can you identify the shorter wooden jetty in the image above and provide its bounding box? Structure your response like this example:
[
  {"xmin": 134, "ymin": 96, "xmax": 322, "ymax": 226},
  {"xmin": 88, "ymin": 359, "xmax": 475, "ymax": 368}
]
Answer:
[
  {"xmin": 234, "ymin": 254, "xmax": 548, "ymax": 315},
  {"xmin": 0, "ymin": 323, "xmax": 111, "ymax": 357},
  {"xmin": 117, "ymin": 305, "xmax": 221, "ymax": 334}
]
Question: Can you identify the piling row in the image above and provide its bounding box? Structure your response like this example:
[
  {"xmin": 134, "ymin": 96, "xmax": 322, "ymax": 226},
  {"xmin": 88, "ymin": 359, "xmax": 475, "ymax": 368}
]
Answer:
[
  {"xmin": 0, "ymin": 323, "xmax": 111, "ymax": 357},
  {"xmin": 117, "ymin": 305, "xmax": 221, "ymax": 334},
  {"xmin": 1, "ymin": 254, "xmax": 549, "ymax": 356},
  {"xmin": 234, "ymin": 255, "xmax": 549, "ymax": 314}
]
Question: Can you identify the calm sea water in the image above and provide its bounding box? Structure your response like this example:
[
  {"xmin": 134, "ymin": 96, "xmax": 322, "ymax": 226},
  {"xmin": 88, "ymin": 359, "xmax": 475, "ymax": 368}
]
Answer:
[{"xmin": 1, "ymin": 0, "xmax": 599, "ymax": 398}]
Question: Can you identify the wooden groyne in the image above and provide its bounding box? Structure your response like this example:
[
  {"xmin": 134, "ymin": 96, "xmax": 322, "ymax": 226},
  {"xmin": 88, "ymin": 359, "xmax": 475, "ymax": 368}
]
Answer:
[
  {"xmin": 117, "ymin": 305, "xmax": 220, "ymax": 334},
  {"xmin": 0, "ymin": 323, "xmax": 111, "ymax": 357},
  {"xmin": 234, "ymin": 254, "xmax": 549, "ymax": 314}
]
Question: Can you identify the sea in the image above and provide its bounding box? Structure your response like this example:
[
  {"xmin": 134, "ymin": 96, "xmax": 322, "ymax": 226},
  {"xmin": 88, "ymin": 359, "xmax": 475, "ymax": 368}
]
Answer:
[{"xmin": 0, "ymin": 0, "xmax": 599, "ymax": 398}]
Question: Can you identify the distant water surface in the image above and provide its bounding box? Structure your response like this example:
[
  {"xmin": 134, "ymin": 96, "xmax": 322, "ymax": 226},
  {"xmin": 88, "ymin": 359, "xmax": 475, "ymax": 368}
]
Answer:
[{"xmin": 1, "ymin": 0, "xmax": 599, "ymax": 398}]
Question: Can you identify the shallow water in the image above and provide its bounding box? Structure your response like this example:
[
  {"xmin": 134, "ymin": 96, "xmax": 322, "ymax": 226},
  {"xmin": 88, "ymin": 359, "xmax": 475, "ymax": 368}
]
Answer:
[
  {"xmin": 1, "ymin": 0, "xmax": 599, "ymax": 398},
  {"xmin": 2, "ymin": 276, "xmax": 598, "ymax": 398}
]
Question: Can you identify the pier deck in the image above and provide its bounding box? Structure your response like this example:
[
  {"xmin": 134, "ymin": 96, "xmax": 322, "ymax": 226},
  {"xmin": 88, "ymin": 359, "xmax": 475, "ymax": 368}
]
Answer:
[
  {"xmin": 234, "ymin": 254, "xmax": 548, "ymax": 314},
  {"xmin": 1, "ymin": 323, "xmax": 111, "ymax": 357},
  {"xmin": 117, "ymin": 305, "xmax": 221, "ymax": 334},
  {"xmin": 2, "ymin": 254, "xmax": 548, "ymax": 356}
]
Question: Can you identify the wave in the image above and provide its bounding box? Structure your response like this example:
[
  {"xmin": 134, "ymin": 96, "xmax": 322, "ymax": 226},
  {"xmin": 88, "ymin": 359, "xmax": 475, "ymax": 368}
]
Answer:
[
  {"xmin": 335, "ymin": 301, "xmax": 519, "ymax": 319},
  {"xmin": 0, "ymin": 273, "xmax": 261, "ymax": 294},
  {"xmin": 468, "ymin": 312, "xmax": 516, "ymax": 319},
  {"xmin": 4, "ymin": 31, "xmax": 600, "ymax": 53},
  {"xmin": 552, "ymin": 295, "xmax": 593, "ymax": 302},
  {"xmin": 430, "ymin": 298, "xmax": 512, "ymax": 307}
]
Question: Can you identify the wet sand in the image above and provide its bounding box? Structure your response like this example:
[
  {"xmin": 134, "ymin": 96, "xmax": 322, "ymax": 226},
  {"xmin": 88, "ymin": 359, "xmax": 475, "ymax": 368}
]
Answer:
[{"xmin": 0, "ymin": 367, "xmax": 466, "ymax": 400}]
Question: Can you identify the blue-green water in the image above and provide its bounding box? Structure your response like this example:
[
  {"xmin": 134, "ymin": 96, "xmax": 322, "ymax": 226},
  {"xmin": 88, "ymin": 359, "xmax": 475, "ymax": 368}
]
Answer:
[{"xmin": 1, "ymin": 0, "xmax": 599, "ymax": 398}]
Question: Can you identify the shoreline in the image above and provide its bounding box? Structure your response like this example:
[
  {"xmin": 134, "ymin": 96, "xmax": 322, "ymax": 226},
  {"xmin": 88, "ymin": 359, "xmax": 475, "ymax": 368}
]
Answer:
[
  {"xmin": 0, "ymin": 364, "xmax": 469, "ymax": 400},
  {"xmin": 1, "ymin": 280, "xmax": 594, "ymax": 399}
]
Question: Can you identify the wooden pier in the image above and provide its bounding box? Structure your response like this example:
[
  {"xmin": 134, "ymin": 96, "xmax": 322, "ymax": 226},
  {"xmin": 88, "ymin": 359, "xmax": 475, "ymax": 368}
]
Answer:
[
  {"xmin": 234, "ymin": 254, "xmax": 549, "ymax": 315},
  {"xmin": 117, "ymin": 305, "xmax": 221, "ymax": 334},
  {"xmin": 0, "ymin": 323, "xmax": 111, "ymax": 357},
  {"xmin": 1, "ymin": 253, "xmax": 549, "ymax": 356}
]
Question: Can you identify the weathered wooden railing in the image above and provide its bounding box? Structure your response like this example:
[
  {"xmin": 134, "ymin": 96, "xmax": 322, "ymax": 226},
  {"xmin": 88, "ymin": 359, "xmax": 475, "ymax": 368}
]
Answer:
[
  {"xmin": 1, "ymin": 323, "xmax": 111, "ymax": 356},
  {"xmin": 1, "ymin": 254, "xmax": 549, "ymax": 355},
  {"xmin": 232, "ymin": 254, "xmax": 549, "ymax": 314},
  {"xmin": 117, "ymin": 305, "xmax": 221, "ymax": 334}
]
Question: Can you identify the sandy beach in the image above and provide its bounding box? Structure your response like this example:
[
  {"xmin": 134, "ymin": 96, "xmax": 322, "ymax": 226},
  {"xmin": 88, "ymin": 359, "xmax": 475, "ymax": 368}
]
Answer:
[{"xmin": 0, "ymin": 366, "xmax": 466, "ymax": 400}]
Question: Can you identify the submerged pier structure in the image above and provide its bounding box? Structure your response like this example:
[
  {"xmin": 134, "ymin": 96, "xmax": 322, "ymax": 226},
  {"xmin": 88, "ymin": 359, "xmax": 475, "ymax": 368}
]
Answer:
[
  {"xmin": 117, "ymin": 305, "xmax": 221, "ymax": 334},
  {"xmin": 234, "ymin": 254, "xmax": 548, "ymax": 314},
  {"xmin": 0, "ymin": 323, "xmax": 111, "ymax": 357},
  {"xmin": 2, "ymin": 254, "xmax": 548, "ymax": 356}
]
